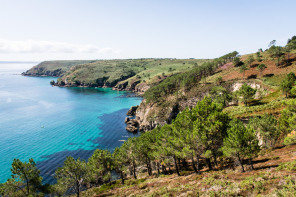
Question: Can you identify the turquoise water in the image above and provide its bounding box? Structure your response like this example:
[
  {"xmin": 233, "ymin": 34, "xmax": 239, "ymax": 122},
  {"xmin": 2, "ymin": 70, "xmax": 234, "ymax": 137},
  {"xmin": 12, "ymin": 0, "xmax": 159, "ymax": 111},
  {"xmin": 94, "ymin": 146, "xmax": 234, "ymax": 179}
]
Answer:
[{"xmin": 0, "ymin": 64, "xmax": 142, "ymax": 183}]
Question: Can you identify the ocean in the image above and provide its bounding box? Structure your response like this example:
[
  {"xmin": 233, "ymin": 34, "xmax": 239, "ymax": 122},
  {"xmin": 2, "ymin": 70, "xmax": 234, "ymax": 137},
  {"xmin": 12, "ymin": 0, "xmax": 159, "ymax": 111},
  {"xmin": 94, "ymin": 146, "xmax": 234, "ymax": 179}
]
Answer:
[{"xmin": 0, "ymin": 63, "xmax": 142, "ymax": 184}]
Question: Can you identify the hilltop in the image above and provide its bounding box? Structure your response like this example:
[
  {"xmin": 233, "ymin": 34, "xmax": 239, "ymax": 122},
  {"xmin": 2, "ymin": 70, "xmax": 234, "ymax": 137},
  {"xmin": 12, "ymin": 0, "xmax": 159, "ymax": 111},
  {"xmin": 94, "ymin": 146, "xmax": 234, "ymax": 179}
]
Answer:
[{"xmin": 22, "ymin": 60, "xmax": 96, "ymax": 77}]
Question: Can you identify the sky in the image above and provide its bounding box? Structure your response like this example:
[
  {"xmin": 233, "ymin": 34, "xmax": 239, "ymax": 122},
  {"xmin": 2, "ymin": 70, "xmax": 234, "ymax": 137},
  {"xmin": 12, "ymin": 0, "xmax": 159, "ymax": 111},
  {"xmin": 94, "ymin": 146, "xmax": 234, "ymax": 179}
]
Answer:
[{"xmin": 0, "ymin": 0, "xmax": 296, "ymax": 62}]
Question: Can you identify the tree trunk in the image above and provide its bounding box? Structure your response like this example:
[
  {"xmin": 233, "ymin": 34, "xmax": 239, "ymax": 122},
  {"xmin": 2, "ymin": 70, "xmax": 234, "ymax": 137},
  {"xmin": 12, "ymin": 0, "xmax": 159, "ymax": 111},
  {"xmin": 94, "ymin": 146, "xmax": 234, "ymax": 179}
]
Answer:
[
  {"xmin": 133, "ymin": 161, "xmax": 137, "ymax": 179},
  {"xmin": 120, "ymin": 170, "xmax": 124, "ymax": 184},
  {"xmin": 206, "ymin": 158, "xmax": 212, "ymax": 171},
  {"xmin": 192, "ymin": 155, "xmax": 198, "ymax": 173},
  {"xmin": 182, "ymin": 159, "xmax": 188, "ymax": 170},
  {"xmin": 26, "ymin": 178, "xmax": 30, "ymax": 196},
  {"xmin": 76, "ymin": 181, "xmax": 80, "ymax": 197},
  {"xmin": 249, "ymin": 158, "xmax": 255, "ymax": 170},
  {"xmin": 213, "ymin": 152, "xmax": 218, "ymax": 167},
  {"xmin": 237, "ymin": 153, "xmax": 245, "ymax": 172},
  {"xmin": 129, "ymin": 166, "xmax": 133, "ymax": 176},
  {"xmin": 174, "ymin": 155, "xmax": 180, "ymax": 176},
  {"xmin": 157, "ymin": 162, "xmax": 160, "ymax": 176},
  {"xmin": 146, "ymin": 158, "xmax": 152, "ymax": 176},
  {"xmin": 178, "ymin": 158, "xmax": 181, "ymax": 170},
  {"xmin": 168, "ymin": 162, "xmax": 172, "ymax": 174},
  {"xmin": 161, "ymin": 164, "xmax": 166, "ymax": 174}
]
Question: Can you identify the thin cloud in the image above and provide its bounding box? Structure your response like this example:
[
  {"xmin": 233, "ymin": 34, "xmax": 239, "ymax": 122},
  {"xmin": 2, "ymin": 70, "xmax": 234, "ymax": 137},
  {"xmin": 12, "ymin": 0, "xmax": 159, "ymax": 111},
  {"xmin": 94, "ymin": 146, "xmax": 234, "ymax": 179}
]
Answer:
[{"xmin": 0, "ymin": 39, "xmax": 120, "ymax": 54}]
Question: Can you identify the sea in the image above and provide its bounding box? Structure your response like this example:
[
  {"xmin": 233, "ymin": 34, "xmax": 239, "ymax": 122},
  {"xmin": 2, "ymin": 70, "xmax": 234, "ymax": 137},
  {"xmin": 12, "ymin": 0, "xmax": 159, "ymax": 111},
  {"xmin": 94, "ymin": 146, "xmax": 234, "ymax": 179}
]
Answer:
[{"xmin": 0, "ymin": 63, "xmax": 142, "ymax": 184}]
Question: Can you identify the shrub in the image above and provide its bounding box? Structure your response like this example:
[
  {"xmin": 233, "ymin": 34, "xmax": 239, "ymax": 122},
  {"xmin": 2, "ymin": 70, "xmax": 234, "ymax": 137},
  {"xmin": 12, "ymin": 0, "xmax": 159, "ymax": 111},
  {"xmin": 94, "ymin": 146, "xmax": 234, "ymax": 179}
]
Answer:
[
  {"xmin": 284, "ymin": 130, "xmax": 296, "ymax": 145},
  {"xmin": 277, "ymin": 161, "xmax": 296, "ymax": 171}
]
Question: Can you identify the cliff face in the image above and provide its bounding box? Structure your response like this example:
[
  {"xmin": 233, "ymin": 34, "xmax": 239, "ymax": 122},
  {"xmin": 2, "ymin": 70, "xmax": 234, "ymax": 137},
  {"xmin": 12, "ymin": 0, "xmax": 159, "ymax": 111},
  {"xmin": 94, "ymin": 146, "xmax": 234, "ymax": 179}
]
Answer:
[{"xmin": 132, "ymin": 80, "xmax": 267, "ymax": 132}]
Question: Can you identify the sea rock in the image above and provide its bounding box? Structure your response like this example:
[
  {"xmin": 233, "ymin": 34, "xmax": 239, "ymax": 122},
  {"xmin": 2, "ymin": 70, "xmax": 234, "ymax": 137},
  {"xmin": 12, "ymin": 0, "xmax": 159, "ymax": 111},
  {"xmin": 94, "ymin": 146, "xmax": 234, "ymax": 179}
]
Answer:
[
  {"xmin": 124, "ymin": 117, "xmax": 130, "ymax": 123},
  {"xmin": 126, "ymin": 106, "xmax": 138, "ymax": 116},
  {"xmin": 126, "ymin": 119, "xmax": 139, "ymax": 127},
  {"xmin": 126, "ymin": 125, "xmax": 138, "ymax": 133}
]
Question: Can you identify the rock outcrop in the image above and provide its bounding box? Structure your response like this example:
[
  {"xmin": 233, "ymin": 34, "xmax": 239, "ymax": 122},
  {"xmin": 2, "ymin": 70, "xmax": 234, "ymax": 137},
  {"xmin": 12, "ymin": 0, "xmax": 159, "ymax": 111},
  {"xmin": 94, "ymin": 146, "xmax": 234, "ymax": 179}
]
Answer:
[
  {"xmin": 126, "ymin": 106, "xmax": 139, "ymax": 116},
  {"xmin": 125, "ymin": 119, "xmax": 139, "ymax": 133}
]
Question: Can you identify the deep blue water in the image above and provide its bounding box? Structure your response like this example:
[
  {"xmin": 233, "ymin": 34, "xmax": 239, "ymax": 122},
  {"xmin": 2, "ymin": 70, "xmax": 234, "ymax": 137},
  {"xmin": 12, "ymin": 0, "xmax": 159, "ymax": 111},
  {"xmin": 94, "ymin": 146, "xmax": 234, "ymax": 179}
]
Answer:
[{"xmin": 0, "ymin": 64, "xmax": 142, "ymax": 184}]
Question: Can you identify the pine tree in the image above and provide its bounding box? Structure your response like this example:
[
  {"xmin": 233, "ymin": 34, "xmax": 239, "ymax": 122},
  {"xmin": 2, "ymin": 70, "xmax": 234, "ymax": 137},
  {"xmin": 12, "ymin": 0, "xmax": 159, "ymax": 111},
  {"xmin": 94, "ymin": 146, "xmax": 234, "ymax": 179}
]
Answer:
[
  {"xmin": 192, "ymin": 96, "xmax": 229, "ymax": 170},
  {"xmin": 240, "ymin": 64, "xmax": 249, "ymax": 80},
  {"xmin": 222, "ymin": 119, "xmax": 260, "ymax": 172},
  {"xmin": 238, "ymin": 83, "xmax": 256, "ymax": 106},
  {"xmin": 249, "ymin": 114, "xmax": 278, "ymax": 148},
  {"xmin": 112, "ymin": 147, "xmax": 128, "ymax": 184},
  {"xmin": 55, "ymin": 157, "xmax": 89, "ymax": 197},
  {"xmin": 0, "ymin": 158, "xmax": 43, "ymax": 197},
  {"xmin": 257, "ymin": 64, "xmax": 267, "ymax": 77},
  {"xmin": 88, "ymin": 149, "xmax": 113, "ymax": 184}
]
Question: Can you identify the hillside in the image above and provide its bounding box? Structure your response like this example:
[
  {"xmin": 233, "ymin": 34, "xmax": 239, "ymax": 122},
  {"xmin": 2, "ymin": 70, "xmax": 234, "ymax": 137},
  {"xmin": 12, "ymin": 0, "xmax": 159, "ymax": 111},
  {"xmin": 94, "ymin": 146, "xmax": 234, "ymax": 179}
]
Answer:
[
  {"xmin": 22, "ymin": 60, "xmax": 96, "ymax": 77},
  {"xmin": 54, "ymin": 58, "xmax": 208, "ymax": 91},
  {"xmin": 133, "ymin": 46, "xmax": 296, "ymax": 131},
  {"xmin": 77, "ymin": 145, "xmax": 296, "ymax": 197},
  {"xmin": 4, "ymin": 36, "xmax": 296, "ymax": 197}
]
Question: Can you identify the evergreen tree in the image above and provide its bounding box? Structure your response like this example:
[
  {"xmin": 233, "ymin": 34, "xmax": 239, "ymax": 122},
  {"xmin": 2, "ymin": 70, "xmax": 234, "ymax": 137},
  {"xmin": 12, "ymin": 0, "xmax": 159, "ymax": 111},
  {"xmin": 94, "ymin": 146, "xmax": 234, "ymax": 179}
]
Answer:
[
  {"xmin": 240, "ymin": 64, "xmax": 249, "ymax": 80},
  {"xmin": 112, "ymin": 147, "xmax": 128, "ymax": 184},
  {"xmin": 245, "ymin": 55, "xmax": 255, "ymax": 67},
  {"xmin": 233, "ymin": 57, "xmax": 243, "ymax": 67},
  {"xmin": 192, "ymin": 96, "xmax": 229, "ymax": 170},
  {"xmin": 222, "ymin": 119, "xmax": 260, "ymax": 172},
  {"xmin": 280, "ymin": 72, "xmax": 296, "ymax": 97},
  {"xmin": 88, "ymin": 149, "xmax": 112, "ymax": 184},
  {"xmin": 210, "ymin": 86, "xmax": 232, "ymax": 107},
  {"xmin": 0, "ymin": 158, "xmax": 43, "ymax": 197},
  {"xmin": 249, "ymin": 114, "xmax": 278, "ymax": 148},
  {"xmin": 136, "ymin": 132, "xmax": 158, "ymax": 176},
  {"xmin": 268, "ymin": 45, "xmax": 284, "ymax": 66},
  {"xmin": 238, "ymin": 83, "xmax": 256, "ymax": 106},
  {"xmin": 55, "ymin": 157, "xmax": 89, "ymax": 197},
  {"xmin": 121, "ymin": 138, "xmax": 139, "ymax": 179},
  {"xmin": 257, "ymin": 64, "xmax": 267, "ymax": 76}
]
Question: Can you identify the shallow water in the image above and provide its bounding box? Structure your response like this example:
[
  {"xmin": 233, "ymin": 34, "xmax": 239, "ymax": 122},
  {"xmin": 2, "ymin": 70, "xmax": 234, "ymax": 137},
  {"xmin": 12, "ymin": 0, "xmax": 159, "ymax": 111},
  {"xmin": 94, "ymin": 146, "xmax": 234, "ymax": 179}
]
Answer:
[{"xmin": 0, "ymin": 64, "xmax": 141, "ymax": 183}]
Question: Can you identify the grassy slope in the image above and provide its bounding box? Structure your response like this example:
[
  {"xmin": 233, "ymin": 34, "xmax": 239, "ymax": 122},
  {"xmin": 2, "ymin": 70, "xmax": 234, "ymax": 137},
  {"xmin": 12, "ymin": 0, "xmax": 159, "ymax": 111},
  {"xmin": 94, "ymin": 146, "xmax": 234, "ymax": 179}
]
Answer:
[
  {"xmin": 58, "ymin": 59, "xmax": 208, "ymax": 87},
  {"xmin": 23, "ymin": 60, "xmax": 96, "ymax": 76},
  {"xmin": 204, "ymin": 51, "xmax": 296, "ymax": 118},
  {"xmin": 77, "ymin": 145, "xmax": 296, "ymax": 197}
]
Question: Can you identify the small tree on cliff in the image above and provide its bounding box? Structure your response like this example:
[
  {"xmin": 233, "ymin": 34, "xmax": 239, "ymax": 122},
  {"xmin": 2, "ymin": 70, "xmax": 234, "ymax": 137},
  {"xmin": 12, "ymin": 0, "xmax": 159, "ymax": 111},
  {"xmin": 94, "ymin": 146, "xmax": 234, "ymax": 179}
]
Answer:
[
  {"xmin": 249, "ymin": 114, "xmax": 278, "ymax": 148},
  {"xmin": 245, "ymin": 55, "xmax": 255, "ymax": 67},
  {"xmin": 257, "ymin": 64, "xmax": 267, "ymax": 77},
  {"xmin": 238, "ymin": 83, "xmax": 257, "ymax": 106},
  {"xmin": 240, "ymin": 64, "xmax": 249, "ymax": 80},
  {"xmin": 280, "ymin": 72, "xmax": 296, "ymax": 98}
]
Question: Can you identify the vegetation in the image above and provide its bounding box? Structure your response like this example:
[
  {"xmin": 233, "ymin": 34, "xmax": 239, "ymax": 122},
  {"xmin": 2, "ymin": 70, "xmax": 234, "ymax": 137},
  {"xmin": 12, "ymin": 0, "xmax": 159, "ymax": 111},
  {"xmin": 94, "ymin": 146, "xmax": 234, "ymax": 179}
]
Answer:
[
  {"xmin": 257, "ymin": 63, "xmax": 267, "ymax": 76},
  {"xmin": 6, "ymin": 35, "xmax": 296, "ymax": 196},
  {"xmin": 23, "ymin": 60, "xmax": 95, "ymax": 77},
  {"xmin": 144, "ymin": 51, "xmax": 239, "ymax": 103},
  {"xmin": 237, "ymin": 83, "xmax": 257, "ymax": 106},
  {"xmin": 54, "ymin": 157, "xmax": 89, "ymax": 197},
  {"xmin": 0, "ymin": 158, "xmax": 44, "ymax": 197},
  {"xmin": 222, "ymin": 119, "xmax": 259, "ymax": 172},
  {"xmin": 281, "ymin": 72, "xmax": 296, "ymax": 97}
]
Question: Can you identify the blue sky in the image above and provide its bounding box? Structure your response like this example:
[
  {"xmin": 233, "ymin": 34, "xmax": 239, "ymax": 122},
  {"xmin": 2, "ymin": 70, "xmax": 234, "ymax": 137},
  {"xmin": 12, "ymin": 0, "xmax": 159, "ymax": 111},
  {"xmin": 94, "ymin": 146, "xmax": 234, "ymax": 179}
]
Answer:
[{"xmin": 0, "ymin": 0, "xmax": 296, "ymax": 61}]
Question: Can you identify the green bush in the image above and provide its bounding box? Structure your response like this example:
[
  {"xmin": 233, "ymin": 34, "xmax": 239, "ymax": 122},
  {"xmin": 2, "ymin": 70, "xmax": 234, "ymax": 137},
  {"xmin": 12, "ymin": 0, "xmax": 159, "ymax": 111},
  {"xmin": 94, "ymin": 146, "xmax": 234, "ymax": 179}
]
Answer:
[
  {"xmin": 277, "ymin": 160, "xmax": 296, "ymax": 171},
  {"xmin": 276, "ymin": 176, "xmax": 296, "ymax": 197}
]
